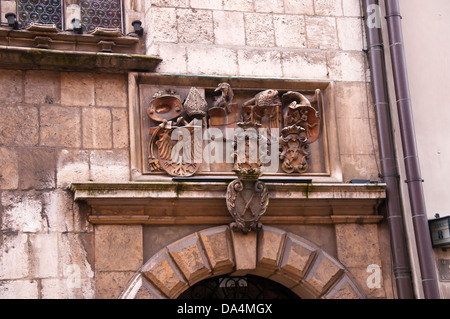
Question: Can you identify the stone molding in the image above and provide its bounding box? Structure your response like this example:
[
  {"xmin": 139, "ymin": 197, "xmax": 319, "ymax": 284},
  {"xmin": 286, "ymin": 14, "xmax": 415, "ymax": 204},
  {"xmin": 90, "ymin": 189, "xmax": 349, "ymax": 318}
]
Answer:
[{"xmin": 119, "ymin": 225, "xmax": 366, "ymax": 299}]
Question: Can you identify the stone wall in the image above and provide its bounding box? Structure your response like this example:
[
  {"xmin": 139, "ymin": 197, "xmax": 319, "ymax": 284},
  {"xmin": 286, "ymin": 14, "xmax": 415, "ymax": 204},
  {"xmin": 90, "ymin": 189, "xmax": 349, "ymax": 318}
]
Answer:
[{"xmin": 0, "ymin": 69, "xmax": 130, "ymax": 298}]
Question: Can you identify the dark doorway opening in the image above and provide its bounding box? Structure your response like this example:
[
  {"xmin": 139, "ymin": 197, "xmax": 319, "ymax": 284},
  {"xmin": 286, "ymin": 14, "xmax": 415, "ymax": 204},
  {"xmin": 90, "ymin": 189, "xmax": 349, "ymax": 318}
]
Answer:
[{"xmin": 178, "ymin": 274, "xmax": 301, "ymax": 299}]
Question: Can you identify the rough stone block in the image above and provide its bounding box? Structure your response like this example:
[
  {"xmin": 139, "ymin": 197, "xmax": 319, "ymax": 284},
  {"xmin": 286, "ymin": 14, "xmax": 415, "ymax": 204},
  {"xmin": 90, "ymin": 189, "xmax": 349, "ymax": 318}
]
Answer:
[
  {"xmin": 335, "ymin": 224, "xmax": 382, "ymax": 268},
  {"xmin": 343, "ymin": 0, "xmax": 362, "ymax": 16},
  {"xmin": 24, "ymin": 70, "xmax": 60, "ymax": 105},
  {"xmin": 0, "ymin": 280, "xmax": 38, "ymax": 299},
  {"xmin": 198, "ymin": 226, "xmax": 235, "ymax": 275},
  {"xmin": 282, "ymin": 51, "xmax": 328, "ymax": 79},
  {"xmin": 1, "ymin": 192, "xmax": 43, "ymax": 233},
  {"xmin": 336, "ymin": 117, "xmax": 374, "ymax": 155},
  {"xmin": 177, "ymin": 9, "xmax": 214, "ymax": 44},
  {"xmin": 95, "ymin": 271, "xmax": 135, "ymax": 299},
  {"xmin": 244, "ymin": 13, "xmax": 275, "ymax": 47},
  {"xmin": 40, "ymin": 277, "xmax": 95, "ymax": 299},
  {"xmin": 42, "ymin": 190, "xmax": 79, "ymax": 232},
  {"xmin": 314, "ymin": 0, "xmax": 343, "ymax": 16},
  {"xmin": 278, "ymin": 233, "xmax": 317, "ymax": 282},
  {"xmin": 284, "ymin": 0, "xmax": 314, "ymax": 15},
  {"xmin": 327, "ymin": 51, "xmax": 366, "ymax": 82},
  {"xmin": 223, "ymin": 0, "xmax": 253, "ymax": 11},
  {"xmin": 121, "ymin": 275, "xmax": 166, "ymax": 299},
  {"xmin": 94, "ymin": 225, "xmax": 143, "ymax": 272},
  {"xmin": 0, "ymin": 69, "xmax": 22, "ymax": 104},
  {"xmin": 58, "ymin": 233, "xmax": 95, "ymax": 281},
  {"xmin": 149, "ymin": 7, "xmax": 177, "ymax": 43},
  {"xmin": 273, "ymin": 15, "xmax": 306, "ymax": 48},
  {"xmin": 324, "ymin": 274, "xmax": 365, "ymax": 299},
  {"xmin": 40, "ymin": 106, "xmax": 81, "ymax": 148},
  {"xmin": 56, "ymin": 149, "xmax": 90, "ymax": 188},
  {"xmin": 230, "ymin": 230, "xmax": 257, "ymax": 276},
  {"xmin": 0, "ymin": 105, "xmax": 39, "ymax": 146},
  {"xmin": 187, "ymin": 46, "xmax": 238, "ymax": 76},
  {"xmin": 30, "ymin": 233, "xmax": 59, "ymax": 278},
  {"xmin": 94, "ymin": 74, "xmax": 127, "ymax": 108},
  {"xmin": 0, "ymin": 148, "xmax": 18, "ymax": 190},
  {"xmin": 141, "ymin": 249, "xmax": 188, "ymax": 298},
  {"xmin": 190, "ymin": 0, "xmax": 222, "ymax": 10},
  {"xmin": 89, "ymin": 150, "xmax": 130, "ymax": 182},
  {"xmin": 254, "ymin": 0, "xmax": 284, "ymax": 13},
  {"xmin": 112, "ymin": 108, "xmax": 129, "ymax": 149},
  {"xmin": 302, "ymin": 251, "xmax": 345, "ymax": 295},
  {"xmin": 167, "ymin": 233, "xmax": 212, "ymax": 284},
  {"xmin": 337, "ymin": 17, "xmax": 364, "ymax": 51},
  {"xmin": 305, "ymin": 16, "xmax": 338, "ymax": 49},
  {"xmin": 257, "ymin": 226, "xmax": 286, "ymax": 272},
  {"xmin": 334, "ymin": 82, "xmax": 373, "ymax": 119},
  {"xmin": 155, "ymin": 44, "xmax": 188, "ymax": 74},
  {"xmin": 213, "ymin": 11, "xmax": 245, "ymax": 46},
  {"xmin": 82, "ymin": 108, "xmax": 112, "ymax": 149},
  {"xmin": 19, "ymin": 148, "xmax": 56, "ymax": 190},
  {"xmin": 0, "ymin": 234, "xmax": 29, "ymax": 280},
  {"xmin": 151, "ymin": 0, "xmax": 189, "ymax": 7},
  {"xmin": 61, "ymin": 72, "xmax": 95, "ymax": 107},
  {"xmin": 238, "ymin": 49, "xmax": 282, "ymax": 77}
]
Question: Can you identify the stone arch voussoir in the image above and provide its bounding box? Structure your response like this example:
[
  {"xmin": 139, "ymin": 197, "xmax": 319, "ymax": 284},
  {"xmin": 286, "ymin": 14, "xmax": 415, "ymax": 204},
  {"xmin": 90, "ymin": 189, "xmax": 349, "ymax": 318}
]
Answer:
[{"xmin": 119, "ymin": 225, "xmax": 366, "ymax": 299}]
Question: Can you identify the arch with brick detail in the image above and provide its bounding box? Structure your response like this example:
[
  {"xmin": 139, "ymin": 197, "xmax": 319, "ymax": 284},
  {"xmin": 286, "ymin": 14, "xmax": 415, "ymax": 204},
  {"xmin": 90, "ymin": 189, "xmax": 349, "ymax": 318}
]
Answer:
[{"xmin": 119, "ymin": 225, "xmax": 366, "ymax": 299}]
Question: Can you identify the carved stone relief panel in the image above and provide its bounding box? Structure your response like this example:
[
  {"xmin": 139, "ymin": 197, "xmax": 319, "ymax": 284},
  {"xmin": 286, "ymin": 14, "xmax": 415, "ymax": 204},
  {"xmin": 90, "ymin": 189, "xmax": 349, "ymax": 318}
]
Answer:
[{"xmin": 134, "ymin": 75, "xmax": 336, "ymax": 181}]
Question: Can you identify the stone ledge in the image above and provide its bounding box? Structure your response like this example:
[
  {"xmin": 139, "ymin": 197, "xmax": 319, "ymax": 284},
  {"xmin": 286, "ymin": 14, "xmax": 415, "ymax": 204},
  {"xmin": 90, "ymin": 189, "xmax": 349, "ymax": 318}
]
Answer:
[
  {"xmin": 0, "ymin": 46, "xmax": 162, "ymax": 73},
  {"xmin": 71, "ymin": 182, "xmax": 386, "ymax": 225}
]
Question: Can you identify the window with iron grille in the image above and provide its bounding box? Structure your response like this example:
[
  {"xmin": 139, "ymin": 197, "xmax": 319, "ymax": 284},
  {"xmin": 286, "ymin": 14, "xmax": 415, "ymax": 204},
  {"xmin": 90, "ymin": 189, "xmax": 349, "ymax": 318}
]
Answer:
[{"xmin": 11, "ymin": 0, "xmax": 123, "ymax": 32}]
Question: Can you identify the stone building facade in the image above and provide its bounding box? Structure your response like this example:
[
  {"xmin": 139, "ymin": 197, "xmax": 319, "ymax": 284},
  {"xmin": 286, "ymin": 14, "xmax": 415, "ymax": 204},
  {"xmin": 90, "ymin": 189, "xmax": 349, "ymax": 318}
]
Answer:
[{"xmin": 0, "ymin": 0, "xmax": 444, "ymax": 300}]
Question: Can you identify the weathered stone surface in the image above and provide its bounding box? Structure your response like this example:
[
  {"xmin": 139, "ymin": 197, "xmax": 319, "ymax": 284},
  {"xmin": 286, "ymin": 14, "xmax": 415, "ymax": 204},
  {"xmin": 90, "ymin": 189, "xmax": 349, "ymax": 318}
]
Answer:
[
  {"xmin": 154, "ymin": 43, "xmax": 188, "ymax": 74},
  {"xmin": 89, "ymin": 150, "xmax": 130, "ymax": 182},
  {"xmin": 95, "ymin": 271, "xmax": 135, "ymax": 299},
  {"xmin": 40, "ymin": 106, "xmax": 81, "ymax": 148},
  {"xmin": 238, "ymin": 49, "xmax": 282, "ymax": 77},
  {"xmin": 82, "ymin": 108, "xmax": 112, "ymax": 149},
  {"xmin": 305, "ymin": 16, "xmax": 338, "ymax": 49},
  {"xmin": 335, "ymin": 224, "xmax": 382, "ymax": 268},
  {"xmin": 213, "ymin": 11, "xmax": 246, "ymax": 46},
  {"xmin": 40, "ymin": 277, "xmax": 95, "ymax": 299},
  {"xmin": 230, "ymin": 229, "xmax": 257, "ymax": 276},
  {"xmin": 284, "ymin": 0, "xmax": 314, "ymax": 15},
  {"xmin": 0, "ymin": 148, "xmax": 18, "ymax": 190},
  {"xmin": 314, "ymin": 0, "xmax": 343, "ymax": 16},
  {"xmin": 273, "ymin": 15, "xmax": 306, "ymax": 48},
  {"xmin": 337, "ymin": 17, "xmax": 364, "ymax": 51},
  {"xmin": 278, "ymin": 233, "xmax": 317, "ymax": 283},
  {"xmin": 150, "ymin": 7, "xmax": 177, "ymax": 43},
  {"xmin": 112, "ymin": 108, "xmax": 129, "ymax": 149},
  {"xmin": 177, "ymin": 9, "xmax": 214, "ymax": 44},
  {"xmin": 61, "ymin": 72, "xmax": 95, "ymax": 107},
  {"xmin": 56, "ymin": 150, "xmax": 90, "ymax": 189},
  {"xmin": 323, "ymin": 274, "xmax": 364, "ymax": 299},
  {"xmin": 141, "ymin": 249, "xmax": 188, "ymax": 298},
  {"xmin": 0, "ymin": 280, "xmax": 39, "ymax": 299},
  {"xmin": 327, "ymin": 51, "xmax": 366, "ymax": 82},
  {"xmin": 127, "ymin": 275, "xmax": 166, "ymax": 299},
  {"xmin": 94, "ymin": 74, "xmax": 127, "ymax": 108},
  {"xmin": 19, "ymin": 148, "xmax": 56, "ymax": 190},
  {"xmin": 29, "ymin": 233, "xmax": 59, "ymax": 278},
  {"xmin": 187, "ymin": 46, "xmax": 238, "ymax": 76},
  {"xmin": 0, "ymin": 234, "xmax": 29, "ymax": 280},
  {"xmin": 191, "ymin": 0, "xmax": 222, "ymax": 10},
  {"xmin": 223, "ymin": 0, "xmax": 253, "ymax": 11},
  {"xmin": 94, "ymin": 225, "xmax": 143, "ymax": 271},
  {"xmin": 282, "ymin": 51, "xmax": 328, "ymax": 79},
  {"xmin": 198, "ymin": 226, "xmax": 235, "ymax": 275},
  {"xmin": 24, "ymin": 70, "xmax": 60, "ymax": 105},
  {"xmin": 337, "ymin": 117, "xmax": 374, "ymax": 155},
  {"xmin": 0, "ymin": 69, "xmax": 22, "ymax": 104},
  {"xmin": 302, "ymin": 251, "xmax": 344, "ymax": 295},
  {"xmin": 0, "ymin": 105, "xmax": 38, "ymax": 146},
  {"xmin": 254, "ymin": 0, "xmax": 284, "ymax": 13},
  {"xmin": 244, "ymin": 13, "xmax": 275, "ymax": 47},
  {"xmin": 167, "ymin": 233, "xmax": 211, "ymax": 284},
  {"xmin": 343, "ymin": 0, "xmax": 362, "ymax": 16},
  {"xmin": 1, "ymin": 192, "xmax": 43, "ymax": 233},
  {"xmin": 257, "ymin": 226, "xmax": 286, "ymax": 272}
]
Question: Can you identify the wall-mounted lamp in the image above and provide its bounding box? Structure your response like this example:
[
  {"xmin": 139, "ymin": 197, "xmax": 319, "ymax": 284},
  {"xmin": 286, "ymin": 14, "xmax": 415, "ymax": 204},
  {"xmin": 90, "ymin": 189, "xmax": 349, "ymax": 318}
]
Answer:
[
  {"xmin": 5, "ymin": 13, "xmax": 19, "ymax": 30},
  {"xmin": 131, "ymin": 20, "xmax": 143, "ymax": 36},
  {"xmin": 429, "ymin": 214, "xmax": 450, "ymax": 248},
  {"xmin": 71, "ymin": 18, "xmax": 82, "ymax": 34}
]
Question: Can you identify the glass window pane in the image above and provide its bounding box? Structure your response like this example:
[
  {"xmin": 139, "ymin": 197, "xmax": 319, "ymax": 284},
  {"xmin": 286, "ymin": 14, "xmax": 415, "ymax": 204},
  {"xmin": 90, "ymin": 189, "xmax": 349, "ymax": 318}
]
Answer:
[
  {"xmin": 80, "ymin": 0, "xmax": 122, "ymax": 32},
  {"xmin": 17, "ymin": 0, "xmax": 62, "ymax": 30}
]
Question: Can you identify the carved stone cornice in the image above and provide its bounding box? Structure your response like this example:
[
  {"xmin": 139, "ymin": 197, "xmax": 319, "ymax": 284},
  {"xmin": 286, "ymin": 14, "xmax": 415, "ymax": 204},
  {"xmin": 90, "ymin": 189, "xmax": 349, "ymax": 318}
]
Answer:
[{"xmin": 70, "ymin": 182, "xmax": 386, "ymax": 225}]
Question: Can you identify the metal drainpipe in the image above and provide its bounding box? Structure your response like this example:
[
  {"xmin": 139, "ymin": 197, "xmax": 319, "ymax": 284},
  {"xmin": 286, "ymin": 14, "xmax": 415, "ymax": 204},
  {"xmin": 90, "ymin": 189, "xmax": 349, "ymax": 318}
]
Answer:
[
  {"xmin": 361, "ymin": 0, "xmax": 414, "ymax": 299},
  {"xmin": 383, "ymin": 0, "xmax": 440, "ymax": 299}
]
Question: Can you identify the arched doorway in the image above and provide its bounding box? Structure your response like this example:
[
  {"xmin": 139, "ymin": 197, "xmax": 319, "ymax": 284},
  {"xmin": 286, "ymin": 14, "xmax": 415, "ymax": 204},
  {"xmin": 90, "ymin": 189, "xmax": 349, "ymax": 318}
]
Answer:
[
  {"xmin": 120, "ymin": 225, "xmax": 366, "ymax": 299},
  {"xmin": 178, "ymin": 274, "xmax": 301, "ymax": 299}
]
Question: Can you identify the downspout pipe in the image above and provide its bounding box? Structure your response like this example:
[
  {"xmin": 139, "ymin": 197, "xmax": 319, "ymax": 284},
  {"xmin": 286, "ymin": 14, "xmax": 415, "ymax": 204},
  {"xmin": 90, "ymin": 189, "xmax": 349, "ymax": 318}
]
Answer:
[
  {"xmin": 361, "ymin": 0, "xmax": 414, "ymax": 299},
  {"xmin": 383, "ymin": 0, "xmax": 440, "ymax": 299}
]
